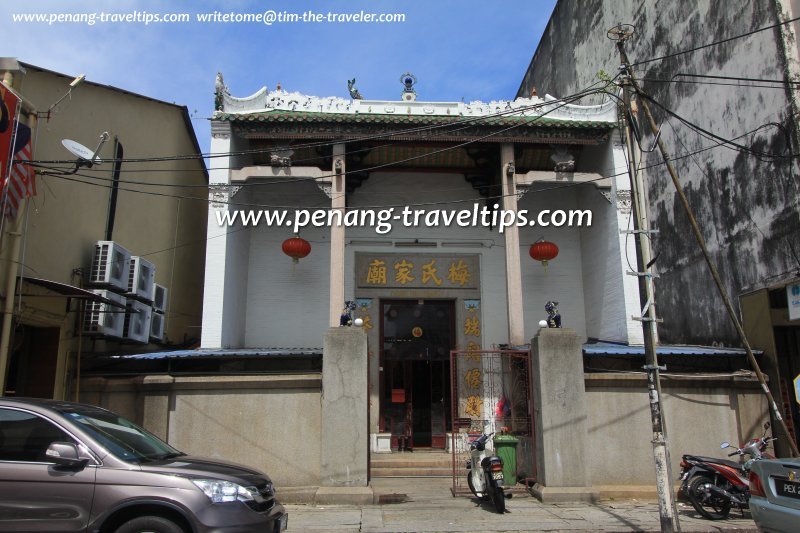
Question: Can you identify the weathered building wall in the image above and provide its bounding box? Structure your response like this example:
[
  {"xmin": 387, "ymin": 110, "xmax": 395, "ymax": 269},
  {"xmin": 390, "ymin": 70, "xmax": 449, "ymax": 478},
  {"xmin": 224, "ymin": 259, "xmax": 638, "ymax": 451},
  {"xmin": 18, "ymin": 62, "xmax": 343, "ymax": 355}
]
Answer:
[
  {"xmin": 16, "ymin": 67, "xmax": 208, "ymax": 348},
  {"xmin": 519, "ymin": 0, "xmax": 800, "ymax": 345},
  {"xmin": 0, "ymin": 63, "xmax": 207, "ymax": 399}
]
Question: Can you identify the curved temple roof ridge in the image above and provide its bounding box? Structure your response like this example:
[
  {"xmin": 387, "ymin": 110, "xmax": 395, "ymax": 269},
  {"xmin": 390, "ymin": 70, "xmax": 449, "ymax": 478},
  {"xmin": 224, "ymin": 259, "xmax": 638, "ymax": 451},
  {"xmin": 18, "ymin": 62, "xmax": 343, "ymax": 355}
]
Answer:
[{"xmin": 213, "ymin": 81, "xmax": 617, "ymax": 124}]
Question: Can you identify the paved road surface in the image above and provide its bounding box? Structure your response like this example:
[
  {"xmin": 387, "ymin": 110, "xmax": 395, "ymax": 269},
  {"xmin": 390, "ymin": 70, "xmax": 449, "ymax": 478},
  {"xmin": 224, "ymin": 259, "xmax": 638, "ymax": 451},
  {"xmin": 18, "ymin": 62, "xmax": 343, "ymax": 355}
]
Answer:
[{"xmin": 284, "ymin": 478, "xmax": 757, "ymax": 532}]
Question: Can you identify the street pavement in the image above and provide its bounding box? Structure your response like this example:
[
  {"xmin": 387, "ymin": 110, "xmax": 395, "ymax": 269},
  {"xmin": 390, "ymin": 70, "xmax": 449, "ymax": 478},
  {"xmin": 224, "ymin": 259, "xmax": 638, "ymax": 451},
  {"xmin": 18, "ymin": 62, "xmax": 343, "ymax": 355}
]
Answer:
[{"xmin": 284, "ymin": 478, "xmax": 758, "ymax": 532}]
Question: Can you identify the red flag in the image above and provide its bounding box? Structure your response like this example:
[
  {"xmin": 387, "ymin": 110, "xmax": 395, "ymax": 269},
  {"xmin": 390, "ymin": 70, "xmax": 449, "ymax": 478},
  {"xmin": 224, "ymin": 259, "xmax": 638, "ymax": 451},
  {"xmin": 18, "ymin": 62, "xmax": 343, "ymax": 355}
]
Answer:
[
  {"xmin": 0, "ymin": 83, "xmax": 35, "ymax": 220},
  {"xmin": 0, "ymin": 84, "xmax": 19, "ymax": 189}
]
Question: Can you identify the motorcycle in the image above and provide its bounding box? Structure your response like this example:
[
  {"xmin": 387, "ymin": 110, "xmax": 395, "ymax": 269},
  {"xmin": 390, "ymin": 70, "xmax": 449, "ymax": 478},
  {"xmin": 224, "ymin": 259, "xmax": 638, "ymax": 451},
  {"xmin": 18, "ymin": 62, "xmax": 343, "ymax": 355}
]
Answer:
[
  {"xmin": 679, "ymin": 422, "xmax": 776, "ymax": 520},
  {"xmin": 465, "ymin": 432, "xmax": 507, "ymax": 513}
]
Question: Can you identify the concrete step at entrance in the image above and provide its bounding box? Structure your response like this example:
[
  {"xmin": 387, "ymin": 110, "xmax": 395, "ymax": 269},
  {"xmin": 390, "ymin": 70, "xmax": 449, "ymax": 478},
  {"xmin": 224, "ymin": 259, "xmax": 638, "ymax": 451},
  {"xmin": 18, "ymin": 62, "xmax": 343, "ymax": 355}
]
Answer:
[{"xmin": 371, "ymin": 450, "xmax": 455, "ymax": 478}]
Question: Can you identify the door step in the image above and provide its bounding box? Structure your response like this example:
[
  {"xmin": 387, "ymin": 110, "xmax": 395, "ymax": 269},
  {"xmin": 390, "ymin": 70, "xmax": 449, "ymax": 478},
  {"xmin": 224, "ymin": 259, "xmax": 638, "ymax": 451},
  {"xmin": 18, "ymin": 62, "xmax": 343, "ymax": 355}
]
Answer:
[{"xmin": 371, "ymin": 451, "xmax": 453, "ymax": 478}]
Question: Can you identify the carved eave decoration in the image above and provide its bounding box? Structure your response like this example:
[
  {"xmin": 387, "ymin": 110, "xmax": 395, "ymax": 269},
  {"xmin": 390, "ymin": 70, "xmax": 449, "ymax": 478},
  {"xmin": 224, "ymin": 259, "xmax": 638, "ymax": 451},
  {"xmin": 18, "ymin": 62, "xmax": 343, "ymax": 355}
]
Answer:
[
  {"xmin": 211, "ymin": 77, "xmax": 616, "ymax": 145},
  {"xmin": 230, "ymin": 121, "xmax": 610, "ymax": 145}
]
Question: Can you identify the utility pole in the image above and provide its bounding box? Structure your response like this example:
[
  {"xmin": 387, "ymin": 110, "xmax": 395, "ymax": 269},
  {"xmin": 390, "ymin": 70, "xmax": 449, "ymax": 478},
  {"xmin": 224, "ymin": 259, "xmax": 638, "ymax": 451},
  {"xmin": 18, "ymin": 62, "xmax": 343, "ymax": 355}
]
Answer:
[
  {"xmin": 615, "ymin": 30, "xmax": 800, "ymax": 460},
  {"xmin": 609, "ymin": 25, "xmax": 681, "ymax": 532}
]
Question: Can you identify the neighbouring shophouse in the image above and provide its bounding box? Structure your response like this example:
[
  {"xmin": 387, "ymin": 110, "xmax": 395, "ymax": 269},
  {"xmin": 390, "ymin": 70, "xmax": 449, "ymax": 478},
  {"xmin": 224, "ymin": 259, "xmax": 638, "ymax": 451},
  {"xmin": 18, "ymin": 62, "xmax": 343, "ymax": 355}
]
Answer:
[
  {"xmin": 0, "ymin": 59, "xmax": 208, "ymax": 401},
  {"xmin": 81, "ymin": 68, "xmax": 763, "ymax": 500},
  {"xmin": 517, "ymin": 0, "xmax": 800, "ymax": 457}
]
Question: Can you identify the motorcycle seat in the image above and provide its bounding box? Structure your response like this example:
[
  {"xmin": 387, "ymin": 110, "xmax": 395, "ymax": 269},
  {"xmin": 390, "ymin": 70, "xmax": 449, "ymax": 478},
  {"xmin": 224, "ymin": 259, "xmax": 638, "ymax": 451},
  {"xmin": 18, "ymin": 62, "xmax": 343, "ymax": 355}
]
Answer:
[{"xmin": 685, "ymin": 454, "xmax": 743, "ymax": 470}]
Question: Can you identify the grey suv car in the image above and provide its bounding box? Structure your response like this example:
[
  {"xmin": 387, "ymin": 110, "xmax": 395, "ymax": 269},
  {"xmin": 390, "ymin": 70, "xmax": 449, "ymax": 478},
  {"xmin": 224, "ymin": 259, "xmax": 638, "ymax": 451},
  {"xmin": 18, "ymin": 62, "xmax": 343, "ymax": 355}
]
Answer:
[{"xmin": 0, "ymin": 397, "xmax": 287, "ymax": 532}]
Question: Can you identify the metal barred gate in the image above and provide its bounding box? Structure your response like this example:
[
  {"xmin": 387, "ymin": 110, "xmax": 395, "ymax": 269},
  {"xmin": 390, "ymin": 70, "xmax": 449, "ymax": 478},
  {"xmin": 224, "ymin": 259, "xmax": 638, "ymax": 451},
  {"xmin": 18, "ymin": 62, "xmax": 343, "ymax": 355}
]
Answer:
[{"xmin": 449, "ymin": 349, "xmax": 537, "ymax": 496}]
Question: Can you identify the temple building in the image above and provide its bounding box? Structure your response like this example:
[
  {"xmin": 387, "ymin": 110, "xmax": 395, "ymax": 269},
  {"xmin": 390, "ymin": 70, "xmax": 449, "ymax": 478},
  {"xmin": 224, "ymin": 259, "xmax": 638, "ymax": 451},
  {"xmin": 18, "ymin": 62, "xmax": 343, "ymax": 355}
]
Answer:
[
  {"xmin": 200, "ymin": 74, "xmax": 644, "ymax": 465},
  {"xmin": 82, "ymin": 74, "xmax": 767, "ymax": 500}
]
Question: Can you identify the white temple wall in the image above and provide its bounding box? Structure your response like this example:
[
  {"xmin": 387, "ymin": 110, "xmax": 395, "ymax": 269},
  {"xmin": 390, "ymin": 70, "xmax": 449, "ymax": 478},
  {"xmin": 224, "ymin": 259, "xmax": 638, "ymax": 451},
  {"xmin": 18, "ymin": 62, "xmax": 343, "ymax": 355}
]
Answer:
[
  {"xmin": 202, "ymin": 130, "xmax": 251, "ymax": 348},
  {"xmin": 232, "ymin": 171, "xmax": 630, "ymax": 349},
  {"xmin": 244, "ymin": 183, "xmax": 331, "ymax": 348},
  {"xmin": 519, "ymin": 186, "xmax": 588, "ymax": 340}
]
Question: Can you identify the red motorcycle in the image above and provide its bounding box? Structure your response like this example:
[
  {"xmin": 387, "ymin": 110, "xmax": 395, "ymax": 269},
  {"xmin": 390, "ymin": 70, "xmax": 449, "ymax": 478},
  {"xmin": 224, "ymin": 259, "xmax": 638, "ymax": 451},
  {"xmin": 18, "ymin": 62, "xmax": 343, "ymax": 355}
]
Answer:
[{"xmin": 678, "ymin": 423, "xmax": 776, "ymax": 520}]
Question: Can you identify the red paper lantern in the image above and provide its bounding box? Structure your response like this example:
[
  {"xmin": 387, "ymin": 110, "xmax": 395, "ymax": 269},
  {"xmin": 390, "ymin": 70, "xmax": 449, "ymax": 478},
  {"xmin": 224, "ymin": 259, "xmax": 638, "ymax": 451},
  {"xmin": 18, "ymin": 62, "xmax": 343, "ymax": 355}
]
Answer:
[
  {"xmin": 529, "ymin": 240, "xmax": 559, "ymax": 268},
  {"xmin": 282, "ymin": 236, "xmax": 311, "ymax": 263}
]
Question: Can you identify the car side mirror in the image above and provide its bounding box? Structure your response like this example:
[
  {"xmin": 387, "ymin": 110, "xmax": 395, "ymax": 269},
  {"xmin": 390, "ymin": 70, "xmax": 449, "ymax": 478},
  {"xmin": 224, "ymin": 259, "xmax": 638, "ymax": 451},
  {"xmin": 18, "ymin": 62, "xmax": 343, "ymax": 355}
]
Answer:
[
  {"xmin": 720, "ymin": 442, "xmax": 730, "ymax": 449},
  {"xmin": 46, "ymin": 442, "xmax": 89, "ymax": 470}
]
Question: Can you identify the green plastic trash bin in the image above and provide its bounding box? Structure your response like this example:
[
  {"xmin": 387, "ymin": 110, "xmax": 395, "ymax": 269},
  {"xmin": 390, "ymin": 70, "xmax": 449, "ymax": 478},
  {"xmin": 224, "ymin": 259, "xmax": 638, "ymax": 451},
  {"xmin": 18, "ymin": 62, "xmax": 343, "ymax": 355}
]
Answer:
[{"xmin": 493, "ymin": 434, "xmax": 519, "ymax": 485}]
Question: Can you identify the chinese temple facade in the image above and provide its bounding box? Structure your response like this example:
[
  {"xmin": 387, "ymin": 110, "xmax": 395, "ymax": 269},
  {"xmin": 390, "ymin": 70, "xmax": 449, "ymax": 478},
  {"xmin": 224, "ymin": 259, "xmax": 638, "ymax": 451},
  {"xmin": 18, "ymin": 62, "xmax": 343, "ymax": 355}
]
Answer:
[{"xmin": 201, "ymin": 75, "xmax": 643, "ymax": 453}]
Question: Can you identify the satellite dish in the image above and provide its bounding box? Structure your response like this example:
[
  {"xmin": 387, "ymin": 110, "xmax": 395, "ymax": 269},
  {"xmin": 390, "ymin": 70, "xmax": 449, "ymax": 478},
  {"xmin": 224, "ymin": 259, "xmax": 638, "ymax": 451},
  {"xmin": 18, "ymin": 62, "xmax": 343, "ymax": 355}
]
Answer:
[
  {"xmin": 62, "ymin": 139, "xmax": 101, "ymax": 164},
  {"xmin": 61, "ymin": 132, "xmax": 109, "ymax": 167}
]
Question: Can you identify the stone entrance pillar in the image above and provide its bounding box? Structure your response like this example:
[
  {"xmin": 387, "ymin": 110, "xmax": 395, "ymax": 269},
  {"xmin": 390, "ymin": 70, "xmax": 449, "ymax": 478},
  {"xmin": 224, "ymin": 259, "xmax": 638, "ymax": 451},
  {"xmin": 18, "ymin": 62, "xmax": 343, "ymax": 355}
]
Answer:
[
  {"xmin": 501, "ymin": 143, "xmax": 525, "ymax": 346},
  {"xmin": 321, "ymin": 327, "xmax": 368, "ymax": 487},
  {"xmin": 329, "ymin": 144, "xmax": 346, "ymax": 327},
  {"xmin": 530, "ymin": 328, "xmax": 598, "ymax": 502}
]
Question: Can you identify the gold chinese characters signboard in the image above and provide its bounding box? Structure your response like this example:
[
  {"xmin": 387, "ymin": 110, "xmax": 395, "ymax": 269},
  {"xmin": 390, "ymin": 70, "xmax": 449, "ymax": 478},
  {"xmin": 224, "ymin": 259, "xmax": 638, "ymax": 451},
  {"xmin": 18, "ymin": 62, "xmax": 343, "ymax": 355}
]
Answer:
[{"xmin": 356, "ymin": 254, "xmax": 479, "ymax": 290}]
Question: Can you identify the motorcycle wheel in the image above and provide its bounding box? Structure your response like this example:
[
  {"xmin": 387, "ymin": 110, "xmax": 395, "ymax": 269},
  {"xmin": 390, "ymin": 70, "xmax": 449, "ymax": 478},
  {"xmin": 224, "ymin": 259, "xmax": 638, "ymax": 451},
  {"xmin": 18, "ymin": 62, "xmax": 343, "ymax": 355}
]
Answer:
[
  {"xmin": 687, "ymin": 474, "xmax": 732, "ymax": 520},
  {"xmin": 490, "ymin": 486, "xmax": 506, "ymax": 513},
  {"xmin": 467, "ymin": 473, "xmax": 486, "ymax": 500}
]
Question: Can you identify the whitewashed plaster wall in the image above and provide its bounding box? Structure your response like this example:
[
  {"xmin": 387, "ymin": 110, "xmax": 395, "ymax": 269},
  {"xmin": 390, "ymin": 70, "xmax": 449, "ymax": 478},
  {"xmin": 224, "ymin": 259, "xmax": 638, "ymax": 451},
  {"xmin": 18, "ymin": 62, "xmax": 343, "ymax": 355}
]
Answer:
[
  {"xmin": 243, "ymin": 182, "xmax": 331, "ymax": 348},
  {"xmin": 580, "ymin": 134, "xmax": 645, "ymax": 344},
  {"xmin": 224, "ymin": 171, "xmax": 630, "ymax": 348},
  {"xmin": 518, "ymin": 184, "xmax": 588, "ymax": 341},
  {"xmin": 202, "ymin": 130, "xmax": 251, "ymax": 348}
]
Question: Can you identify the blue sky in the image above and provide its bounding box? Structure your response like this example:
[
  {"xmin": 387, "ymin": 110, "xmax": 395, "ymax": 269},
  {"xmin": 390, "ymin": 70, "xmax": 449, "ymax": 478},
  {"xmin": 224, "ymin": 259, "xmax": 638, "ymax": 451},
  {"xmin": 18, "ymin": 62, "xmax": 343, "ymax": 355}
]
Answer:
[{"xmin": 3, "ymin": 0, "xmax": 557, "ymax": 150}]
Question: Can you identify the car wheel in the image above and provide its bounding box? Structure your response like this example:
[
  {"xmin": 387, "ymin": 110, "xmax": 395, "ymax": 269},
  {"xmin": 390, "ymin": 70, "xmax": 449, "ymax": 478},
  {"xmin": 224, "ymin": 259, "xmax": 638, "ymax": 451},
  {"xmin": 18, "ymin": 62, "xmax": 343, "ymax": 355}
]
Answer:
[{"xmin": 114, "ymin": 515, "xmax": 185, "ymax": 533}]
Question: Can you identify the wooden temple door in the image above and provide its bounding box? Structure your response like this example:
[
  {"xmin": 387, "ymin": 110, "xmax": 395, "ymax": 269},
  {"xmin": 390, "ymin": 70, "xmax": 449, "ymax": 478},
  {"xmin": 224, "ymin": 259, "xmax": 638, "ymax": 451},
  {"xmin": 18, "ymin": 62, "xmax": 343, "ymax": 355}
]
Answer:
[{"xmin": 380, "ymin": 299, "xmax": 454, "ymax": 449}]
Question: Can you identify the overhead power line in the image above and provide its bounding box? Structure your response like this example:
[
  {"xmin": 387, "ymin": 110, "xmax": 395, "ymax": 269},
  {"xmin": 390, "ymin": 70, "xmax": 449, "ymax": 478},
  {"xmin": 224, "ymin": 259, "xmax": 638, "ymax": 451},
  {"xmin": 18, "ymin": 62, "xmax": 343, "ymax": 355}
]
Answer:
[
  {"xmin": 630, "ymin": 15, "xmax": 800, "ymax": 67},
  {"xmin": 638, "ymin": 92, "xmax": 800, "ymax": 160},
  {"xmin": 30, "ymin": 83, "xmax": 611, "ymax": 167},
  {"xmin": 34, "ymin": 114, "xmax": 790, "ymax": 272},
  {"xmin": 32, "ymin": 82, "xmax": 617, "ymax": 196},
  {"xmin": 640, "ymin": 74, "xmax": 800, "ymax": 90},
  {"xmin": 38, "ymin": 84, "xmax": 609, "ymax": 179},
  {"xmin": 34, "ymin": 87, "xmax": 614, "ymax": 210},
  {"xmin": 33, "ymin": 81, "xmax": 790, "ymax": 216}
]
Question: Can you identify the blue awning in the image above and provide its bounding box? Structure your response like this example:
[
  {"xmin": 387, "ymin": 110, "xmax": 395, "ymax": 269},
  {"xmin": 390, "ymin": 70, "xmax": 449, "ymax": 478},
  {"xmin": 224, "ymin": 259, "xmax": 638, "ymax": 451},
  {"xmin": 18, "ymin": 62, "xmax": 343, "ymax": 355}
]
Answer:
[
  {"xmin": 109, "ymin": 348, "xmax": 322, "ymax": 360},
  {"xmin": 583, "ymin": 342, "xmax": 761, "ymax": 357}
]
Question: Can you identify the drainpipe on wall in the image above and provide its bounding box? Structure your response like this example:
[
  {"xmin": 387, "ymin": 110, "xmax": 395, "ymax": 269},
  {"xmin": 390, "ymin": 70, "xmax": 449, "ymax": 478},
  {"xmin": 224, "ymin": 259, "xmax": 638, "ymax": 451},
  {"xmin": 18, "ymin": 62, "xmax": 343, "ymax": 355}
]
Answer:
[{"xmin": 0, "ymin": 224, "xmax": 23, "ymax": 394}]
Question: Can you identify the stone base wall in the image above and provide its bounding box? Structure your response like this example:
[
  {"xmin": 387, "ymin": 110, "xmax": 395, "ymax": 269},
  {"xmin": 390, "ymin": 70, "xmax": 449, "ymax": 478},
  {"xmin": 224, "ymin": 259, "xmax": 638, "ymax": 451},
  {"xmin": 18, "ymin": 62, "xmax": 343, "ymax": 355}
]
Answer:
[
  {"xmin": 584, "ymin": 373, "xmax": 768, "ymax": 487},
  {"xmin": 80, "ymin": 366, "xmax": 769, "ymax": 491},
  {"xmin": 81, "ymin": 374, "xmax": 322, "ymax": 487}
]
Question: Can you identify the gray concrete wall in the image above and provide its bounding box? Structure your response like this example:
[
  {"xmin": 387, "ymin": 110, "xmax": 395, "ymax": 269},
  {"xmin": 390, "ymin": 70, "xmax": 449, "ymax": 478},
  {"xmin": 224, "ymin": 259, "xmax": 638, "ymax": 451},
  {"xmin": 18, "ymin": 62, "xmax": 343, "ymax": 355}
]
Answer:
[
  {"xmin": 585, "ymin": 373, "xmax": 768, "ymax": 489},
  {"xmin": 518, "ymin": 0, "xmax": 800, "ymax": 345},
  {"xmin": 81, "ymin": 374, "xmax": 322, "ymax": 487},
  {"xmin": 80, "ymin": 367, "xmax": 768, "ymax": 491}
]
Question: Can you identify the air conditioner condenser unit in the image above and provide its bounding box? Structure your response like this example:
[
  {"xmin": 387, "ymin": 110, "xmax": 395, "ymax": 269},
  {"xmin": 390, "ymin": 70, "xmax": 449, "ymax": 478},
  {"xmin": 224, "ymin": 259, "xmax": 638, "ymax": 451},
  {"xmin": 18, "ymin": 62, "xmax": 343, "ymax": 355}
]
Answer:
[
  {"xmin": 150, "ymin": 311, "xmax": 165, "ymax": 341},
  {"xmin": 128, "ymin": 256, "xmax": 155, "ymax": 302},
  {"xmin": 123, "ymin": 299, "xmax": 152, "ymax": 344},
  {"xmin": 90, "ymin": 241, "xmax": 131, "ymax": 291},
  {"xmin": 152, "ymin": 284, "xmax": 168, "ymax": 314},
  {"xmin": 83, "ymin": 290, "xmax": 127, "ymax": 338}
]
